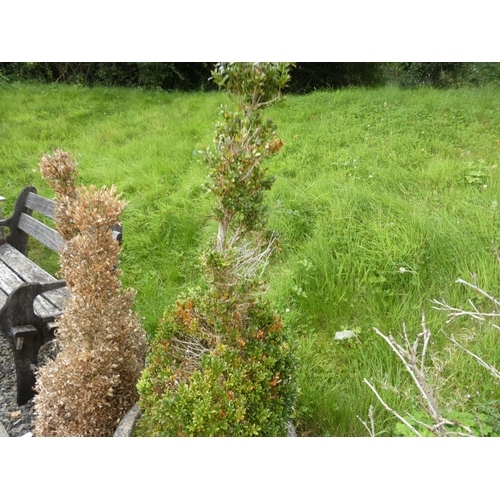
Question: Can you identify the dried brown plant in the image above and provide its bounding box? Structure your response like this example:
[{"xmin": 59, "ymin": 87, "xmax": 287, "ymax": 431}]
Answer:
[
  {"xmin": 34, "ymin": 151, "xmax": 146, "ymax": 437},
  {"xmin": 39, "ymin": 149, "xmax": 79, "ymax": 240}
]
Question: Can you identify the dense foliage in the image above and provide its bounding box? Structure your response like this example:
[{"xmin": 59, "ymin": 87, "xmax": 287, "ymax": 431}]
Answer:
[
  {"xmin": 137, "ymin": 283, "xmax": 296, "ymax": 436},
  {"xmin": 390, "ymin": 62, "xmax": 500, "ymax": 88},
  {"xmin": 288, "ymin": 62, "xmax": 385, "ymax": 93}
]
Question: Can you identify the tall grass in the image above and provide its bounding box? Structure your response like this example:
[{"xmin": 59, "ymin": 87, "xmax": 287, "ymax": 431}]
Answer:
[{"xmin": 2, "ymin": 83, "xmax": 500, "ymax": 435}]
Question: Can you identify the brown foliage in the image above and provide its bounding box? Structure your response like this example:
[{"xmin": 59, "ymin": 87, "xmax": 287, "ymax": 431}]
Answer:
[
  {"xmin": 39, "ymin": 149, "xmax": 79, "ymax": 240},
  {"xmin": 34, "ymin": 150, "xmax": 146, "ymax": 437}
]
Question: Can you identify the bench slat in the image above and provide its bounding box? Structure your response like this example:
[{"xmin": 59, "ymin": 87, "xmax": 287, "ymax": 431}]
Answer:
[
  {"xmin": 0, "ymin": 259, "xmax": 65, "ymax": 317},
  {"xmin": 0, "ymin": 244, "xmax": 69, "ymax": 312},
  {"xmin": 25, "ymin": 192, "xmax": 56, "ymax": 220},
  {"xmin": 0, "ymin": 260, "xmax": 27, "ymax": 295},
  {"xmin": 18, "ymin": 213, "xmax": 65, "ymax": 253}
]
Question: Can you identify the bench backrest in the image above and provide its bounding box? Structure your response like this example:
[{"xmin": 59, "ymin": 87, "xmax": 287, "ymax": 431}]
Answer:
[
  {"xmin": 1, "ymin": 187, "xmax": 63, "ymax": 255},
  {"xmin": 20, "ymin": 191, "xmax": 64, "ymax": 253},
  {"xmin": 2, "ymin": 186, "xmax": 122, "ymax": 257}
]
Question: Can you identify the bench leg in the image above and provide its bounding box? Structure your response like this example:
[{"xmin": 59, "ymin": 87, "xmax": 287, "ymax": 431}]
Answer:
[
  {"xmin": 12, "ymin": 334, "xmax": 44, "ymax": 406},
  {"xmin": 1, "ymin": 282, "xmax": 64, "ymax": 405}
]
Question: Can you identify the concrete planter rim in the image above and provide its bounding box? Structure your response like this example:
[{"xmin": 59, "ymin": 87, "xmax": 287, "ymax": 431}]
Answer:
[
  {"xmin": 113, "ymin": 404, "xmax": 142, "ymax": 437},
  {"xmin": 113, "ymin": 405, "xmax": 297, "ymax": 437}
]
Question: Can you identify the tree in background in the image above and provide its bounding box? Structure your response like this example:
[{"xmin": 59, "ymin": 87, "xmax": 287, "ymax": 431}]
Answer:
[
  {"xmin": 2, "ymin": 62, "xmax": 499, "ymax": 91},
  {"xmin": 288, "ymin": 62, "xmax": 385, "ymax": 92},
  {"xmin": 0, "ymin": 62, "xmax": 385, "ymax": 92}
]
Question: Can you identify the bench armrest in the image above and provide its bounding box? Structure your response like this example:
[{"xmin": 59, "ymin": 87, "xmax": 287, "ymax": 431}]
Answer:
[
  {"xmin": 0, "ymin": 281, "xmax": 67, "ymax": 328},
  {"xmin": 0, "ymin": 216, "xmax": 12, "ymax": 227},
  {"xmin": 39, "ymin": 279, "xmax": 67, "ymax": 294}
]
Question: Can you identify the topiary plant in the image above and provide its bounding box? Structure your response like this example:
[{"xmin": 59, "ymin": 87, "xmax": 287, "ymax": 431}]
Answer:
[
  {"xmin": 34, "ymin": 150, "xmax": 147, "ymax": 437},
  {"xmin": 137, "ymin": 63, "xmax": 297, "ymax": 436}
]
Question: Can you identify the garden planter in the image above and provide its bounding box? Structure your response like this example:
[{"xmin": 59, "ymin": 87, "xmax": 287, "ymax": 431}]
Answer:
[
  {"xmin": 113, "ymin": 404, "xmax": 142, "ymax": 437},
  {"xmin": 113, "ymin": 405, "xmax": 297, "ymax": 437}
]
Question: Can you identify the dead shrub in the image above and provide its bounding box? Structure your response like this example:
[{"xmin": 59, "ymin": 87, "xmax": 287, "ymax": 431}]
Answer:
[{"xmin": 34, "ymin": 150, "xmax": 146, "ymax": 437}]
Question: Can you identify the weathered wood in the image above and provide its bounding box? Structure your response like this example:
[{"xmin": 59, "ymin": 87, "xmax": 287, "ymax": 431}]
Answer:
[
  {"xmin": 25, "ymin": 192, "xmax": 56, "ymax": 220},
  {"xmin": 0, "ymin": 281, "xmax": 65, "ymax": 332},
  {"xmin": 0, "ymin": 288, "xmax": 7, "ymax": 310},
  {"xmin": 0, "ymin": 261, "xmax": 21, "ymax": 295},
  {"xmin": 0, "ymin": 244, "xmax": 69, "ymax": 311},
  {"xmin": 0, "ymin": 279, "xmax": 66, "ymax": 404},
  {"xmin": 0, "ymin": 188, "xmax": 67, "ymax": 405},
  {"xmin": 0, "ymin": 260, "xmax": 62, "ymax": 317},
  {"xmin": 11, "ymin": 325, "xmax": 39, "ymax": 350},
  {"xmin": 11, "ymin": 332, "xmax": 46, "ymax": 405},
  {"xmin": 18, "ymin": 213, "xmax": 64, "ymax": 253},
  {"xmin": 3, "ymin": 187, "xmax": 37, "ymax": 255}
]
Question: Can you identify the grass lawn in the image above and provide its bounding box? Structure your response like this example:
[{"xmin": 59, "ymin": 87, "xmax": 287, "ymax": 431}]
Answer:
[{"xmin": 2, "ymin": 82, "xmax": 500, "ymax": 436}]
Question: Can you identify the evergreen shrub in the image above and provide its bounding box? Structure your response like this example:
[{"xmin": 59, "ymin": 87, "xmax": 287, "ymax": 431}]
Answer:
[
  {"xmin": 137, "ymin": 280, "xmax": 296, "ymax": 436},
  {"xmin": 137, "ymin": 63, "xmax": 297, "ymax": 436}
]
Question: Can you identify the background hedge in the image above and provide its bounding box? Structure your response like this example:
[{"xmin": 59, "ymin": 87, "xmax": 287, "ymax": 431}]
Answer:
[{"xmin": 1, "ymin": 62, "xmax": 499, "ymax": 91}]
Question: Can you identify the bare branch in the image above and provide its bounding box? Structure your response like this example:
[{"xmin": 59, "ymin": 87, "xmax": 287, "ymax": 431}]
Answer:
[
  {"xmin": 405, "ymin": 412, "xmax": 472, "ymax": 437},
  {"xmin": 373, "ymin": 322, "xmax": 443, "ymax": 428},
  {"xmin": 357, "ymin": 405, "xmax": 376, "ymax": 437},
  {"xmin": 363, "ymin": 378, "xmax": 422, "ymax": 437},
  {"xmin": 446, "ymin": 334, "xmax": 500, "ymax": 380},
  {"xmin": 455, "ymin": 278, "xmax": 500, "ymax": 311},
  {"xmin": 231, "ymin": 232, "xmax": 277, "ymax": 280},
  {"xmin": 431, "ymin": 298, "xmax": 500, "ymax": 323},
  {"xmin": 420, "ymin": 314, "xmax": 431, "ymax": 373}
]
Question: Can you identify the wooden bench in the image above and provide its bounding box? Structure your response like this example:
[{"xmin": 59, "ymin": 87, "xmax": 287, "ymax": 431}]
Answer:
[{"xmin": 0, "ymin": 186, "xmax": 122, "ymax": 405}]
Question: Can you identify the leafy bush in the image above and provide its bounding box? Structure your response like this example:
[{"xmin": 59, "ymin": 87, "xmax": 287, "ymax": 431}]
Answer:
[
  {"xmin": 137, "ymin": 63, "xmax": 297, "ymax": 436},
  {"xmin": 137, "ymin": 281, "xmax": 296, "ymax": 436},
  {"xmin": 388, "ymin": 62, "xmax": 500, "ymax": 88},
  {"xmin": 4, "ymin": 62, "xmax": 499, "ymax": 92}
]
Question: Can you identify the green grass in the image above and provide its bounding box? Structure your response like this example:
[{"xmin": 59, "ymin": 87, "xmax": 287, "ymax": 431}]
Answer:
[{"xmin": 2, "ymin": 82, "xmax": 500, "ymax": 436}]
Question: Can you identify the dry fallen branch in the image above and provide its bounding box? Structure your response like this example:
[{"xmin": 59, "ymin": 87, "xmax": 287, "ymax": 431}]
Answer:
[
  {"xmin": 431, "ymin": 276, "xmax": 500, "ymax": 329},
  {"xmin": 431, "ymin": 297, "xmax": 500, "ymax": 324},
  {"xmin": 445, "ymin": 334, "xmax": 500, "ymax": 380},
  {"xmin": 373, "ymin": 313, "xmax": 444, "ymax": 431},
  {"xmin": 367, "ymin": 252, "xmax": 500, "ymax": 437},
  {"xmin": 455, "ymin": 278, "xmax": 500, "ymax": 311},
  {"xmin": 405, "ymin": 412, "xmax": 473, "ymax": 437},
  {"xmin": 356, "ymin": 404, "xmax": 376, "ymax": 437},
  {"xmin": 363, "ymin": 379, "xmax": 422, "ymax": 436},
  {"xmin": 366, "ymin": 313, "xmax": 482, "ymax": 437}
]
